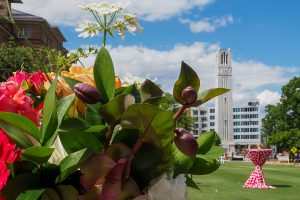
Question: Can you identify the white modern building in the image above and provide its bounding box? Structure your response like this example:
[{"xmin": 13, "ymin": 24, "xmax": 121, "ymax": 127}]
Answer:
[{"xmin": 190, "ymin": 49, "xmax": 261, "ymax": 153}]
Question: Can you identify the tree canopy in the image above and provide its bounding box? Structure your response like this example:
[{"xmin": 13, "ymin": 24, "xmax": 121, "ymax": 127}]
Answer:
[{"xmin": 262, "ymin": 76, "xmax": 300, "ymax": 151}]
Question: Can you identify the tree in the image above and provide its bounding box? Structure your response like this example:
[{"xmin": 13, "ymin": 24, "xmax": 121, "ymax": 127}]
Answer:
[
  {"xmin": 0, "ymin": 39, "xmax": 35, "ymax": 81},
  {"xmin": 214, "ymin": 132, "xmax": 221, "ymax": 146},
  {"xmin": 160, "ymin": 93, "xmax": 194, "ymax": 131},
  {"xmin": 0, "ymin": 39, "xmax": 96, "ymax": 81},
  {"xmin": 262, "ymin": 77, "xmax": 300, "ymax": 151}
]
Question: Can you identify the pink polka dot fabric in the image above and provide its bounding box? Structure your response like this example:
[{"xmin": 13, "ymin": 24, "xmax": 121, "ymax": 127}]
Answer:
[{"xmin": 243, "ymin": 149, "xmax": 275, "ymax": 189}]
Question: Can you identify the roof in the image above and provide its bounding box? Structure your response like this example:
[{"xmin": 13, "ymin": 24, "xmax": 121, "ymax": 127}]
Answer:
[
  {"xmin": 11, "ymin": 9, "xmax": 66, "ymax": 42},
  {"xmin": 10, "ymin": 0, "xmax": 23, "ymax": 3},
  {"xmin": 12, "ymin": 9, "xmax": 45, "ymax": 22}
]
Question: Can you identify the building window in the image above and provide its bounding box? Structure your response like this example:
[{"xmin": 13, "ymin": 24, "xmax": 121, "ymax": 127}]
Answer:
[
  {"xmin": 250, "ymin": 135, "xmax": 259, "ymax": 139},
  {"xmin": 200, "ymin": 110, "xmax": 207, "ymax": 115},
  {"xmin": 234, "ymin": 128, "xmax": 240, "ymax": 133},
  {"xmin": 193, "ymin": 110, "xmax": 198, "ymax": 115},
  {"xmin": 210, "ymin": 122, "xmax": 215, "ymax": 126},
  {"xmin": 210, "ymin": 115, "xmax": 215, "ymax": 120},
  {"xmin": 210, "ymin": 109, "xmax": 215, "ymax": 113},
  {"xmin": 233, "ymin": 108, "xmax": 241, "ymax": 112},
  {"xmin": 193, "ymin": 124, "xmax": 199, "ymax": 129},
  {"xmin": 18, "ymin": 28, "xmax": 29, "ymax": 38},
  {"xmin": 233, "ymin": 115, "xmax": 240, "ymax": 119},
  {"xmin": 193, "ymin": 130, "xmax": 198, "ymax": 135},
  {"xmin": 241, "ymin": 128, "xmax": 249, "ymax": 132},
  {"xmin": 193, "ymin": 117, "xmax": 198, "ymax": 121},
  {"xmin": 233, "ymin": 121, "xmax": 240, "ymax": 126},
  {"xmin": 234, "ymin": 135, "xmax": 240, "ymax": 139},
  {"xmin": 201, "ymin": 117, "xmax": 207, "ymax": 122},
  {"xmin": 202, "ymin": 124, "xmax": 207, "ymax": 128},
  {"xmin": 241, "ymin": 135, "xmax": 250, "ymax": 139},
  {"xmin": 210, "ymin": 129, "xmax": 215, "ymax": 131}
]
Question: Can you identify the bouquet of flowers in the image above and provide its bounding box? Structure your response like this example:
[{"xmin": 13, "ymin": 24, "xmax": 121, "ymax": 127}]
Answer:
[{"xmin": 0, "ymin": 2, "xmax": 229, "ymax": 200}]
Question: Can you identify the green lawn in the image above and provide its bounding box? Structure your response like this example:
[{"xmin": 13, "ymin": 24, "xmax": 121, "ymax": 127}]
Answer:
[{"xmin": 188, "ymin": 161, "xmax": 300, "ymax": 200}]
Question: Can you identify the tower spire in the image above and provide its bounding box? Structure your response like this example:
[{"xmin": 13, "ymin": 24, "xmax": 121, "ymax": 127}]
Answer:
[{"xmin": 215, "ymin": 48, "xmax": 234, "ymax": 151}]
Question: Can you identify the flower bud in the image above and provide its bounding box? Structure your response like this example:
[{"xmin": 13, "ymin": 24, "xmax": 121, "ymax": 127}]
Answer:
[
  {"xmin": 174, "ymin": 128, "xmax": 198, "ymax": 156},
  {"xmin": 74, "ymin": 83, "xmax": 103, "ymax": 104},
  {"xmin": 182, "ymin": 86, "xmax": 198, "ymax": 105}
]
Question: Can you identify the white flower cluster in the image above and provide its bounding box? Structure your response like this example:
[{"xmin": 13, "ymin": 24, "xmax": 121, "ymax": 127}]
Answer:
[
  {"xmin": 133, "ymin": 174, "xmax": 188, "ymax": 200},
  {"xmin": 121, "ymin": 73, "xmax": 146, "ymax": 88},
  {"xmin": 76, "ymin": 2, "xmax": 142, "ymax": 40}
]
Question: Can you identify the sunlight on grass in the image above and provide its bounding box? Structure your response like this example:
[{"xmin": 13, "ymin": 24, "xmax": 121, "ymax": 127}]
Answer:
[{"xmin": 188, "ymin": 161, "xmax": 300, "ymax": 200}]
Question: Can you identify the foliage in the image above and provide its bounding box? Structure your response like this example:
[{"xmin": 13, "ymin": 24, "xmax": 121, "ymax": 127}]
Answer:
[
  {"xmin": 0, "ymin": 39, "xmax": 97, "ymax": 81},
  {"xmin": 0, "ymin": 39, "xmax": 35, "ymax": 81},
  {"xmin": 160, "ymin": 93, "xmax": 194, "ymax": 130},
  {"xmin": 262, "ymin": 76, "xmax": 300, "ymax": 151},
  {"xmin": 0, "ymin": 2, "xmax": 230, "ymax": 199},
  {"xmin": 214, "ymin": 131, "xmax": 222, "ymax": 146}
]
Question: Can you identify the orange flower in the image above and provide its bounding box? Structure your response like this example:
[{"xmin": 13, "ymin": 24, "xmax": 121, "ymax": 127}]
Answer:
[
  {"xmin": 48, "ymin": 66, "xmax": 122, "ymax": 117},
  {"xmin": 115, "ymin": 75, "xmax": 122, "ymax": 89}
]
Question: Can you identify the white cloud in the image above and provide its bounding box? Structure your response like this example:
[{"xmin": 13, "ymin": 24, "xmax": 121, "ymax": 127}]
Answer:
[
  {"xmin": 14, "ymin": 0, "xmax": 213, "ymax": 26},
  {"xmin": 179, "ymin": 15, "xmax": 234, "ymax": 33},
  {"xmin": 78, "ymin": 42, "xmax": 298, "ymax": 106},
  {"xmin": 256, "ymin": 90, "xmax": 281, "ymax": 107}
]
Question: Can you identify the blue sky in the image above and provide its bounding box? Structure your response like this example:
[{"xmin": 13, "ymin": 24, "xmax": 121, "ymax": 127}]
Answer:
[
  {"xmin": 15, "ymin": 0, "xmax": 300, "ymax": 106},
  {"xmin": 59, "ymin": 0, "xmax": 300, "ymax": 67}
]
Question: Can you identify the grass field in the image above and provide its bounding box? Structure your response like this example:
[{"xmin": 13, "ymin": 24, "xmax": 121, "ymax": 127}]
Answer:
[{"xmin": 188, "ymin": 161, "xmax": 300, "ymax": 200}]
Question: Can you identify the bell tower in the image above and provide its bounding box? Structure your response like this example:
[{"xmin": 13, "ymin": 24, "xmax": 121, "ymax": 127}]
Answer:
[
  {"xmin": 0, "ymin": 0, "xmax": 23, "ymax": 16},
  {"xmin": 215, "ymin": 48, "xmax": 234, "ymax": 151}
]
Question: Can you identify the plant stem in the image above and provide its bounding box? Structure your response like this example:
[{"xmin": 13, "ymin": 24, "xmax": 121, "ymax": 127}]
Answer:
[
  {"xmin": 105, "ymin": 124, "xmax": 115, "ymax": 148},
  {"xmin": 103, "ymin": 15, "xmax": 107, "ymax": 47},
  {"xmin": 133, "ymin": 138, "xmax": 143, "ymax": 154},
  {"xmin": 173, "ymin": 105, "xmax": 187, "ymax": 121}
]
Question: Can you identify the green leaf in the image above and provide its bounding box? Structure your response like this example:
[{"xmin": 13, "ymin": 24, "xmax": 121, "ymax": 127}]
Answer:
[
  {"xmin": 116, "ymin": 84, "xmax": 141, "ymax": 103},
  {"xmin": 45, "ymin": 94, "xmax": 75, "ymax": 146},
  {"xmin": 59, "ymin": 118, "xmax": 91, "ymax": 132},
  {"xmin": 132, "ymin": 143, "xmax": 162, "ymax": 171},
  {"xmin": 21, "ymin": 146, "xmax": 54, "ymax": 164},
  {"xmin": 112, "ymin": 129, "xmax": 140, "ymax": 148},
  {"xmin": 205, "ymin": 146, "xmax": 227, "ymax": 159},
  {"xmin": 140, "ymin": 79, "xmax": 163, "ymax": 102},
  {"xmin": 40, "ymin": 188, "xmax": 60, "ymax": 200},
  {"xmin": 0, "ymin": 112, "xmax": 40, "ymax": 142},
  {"xmin": 173, "ymin": 149, "xmax": 195, "ymax": 177},
  {"xmin": 60, "ymin": 75, "xmax": 81, "ymax": 90},
  {"xmin": 197, "ymin": 131, "xmax": 216, "ymax": 154},
  {"xmin": 188, "ymin": 156, "xmax": 220, "ymax": 175},
  {"xmin": 55, "ymin": 185, "xmax": 79, "ymax": 200},
  {"xmin": 0, "ymin": 120, "xmax": 33, "ymax": 148},
  {"xmin": 86, "ymin": 103, "xmax": 104, "ymax": 125},
  {"xmin": 56, "ymin": 148, "xmax": 93, "ymax": 183},
  {"xmin": 186, "ymin": 176, "xmax": 200, "ymax": 190},
  {"xmin": 100, "ymin": 94, "xmax": 135, "ymax": 125},
  {"xmin": 173, "ymin": 61, "xmax": 200, "ymax": 104},
  {"xmin": 41, "ymin": 76, "xmax": 58, "ymax": 144},
  {"xmin": 143, "ymin": 97, "xmax": 164, "ymax": 106},
  {"xmin": 1, "ymin": 173, "xmax": 41, "ymax": 200},
  {"xmin": 59, "ymin": 126, "xmax": 106, "ymax": 154},
  {"xmin": 94, "ymin": 47, "xmax": 115, "ymax": 102},
  {"xmin": 196, "ymin": 88, "xmax": 230, "ymax": 106},
  {"xmin": 121, "ymin": 104, "xmax": 174, "ymax": 148},
  {"xmin": 16, "ymin": 189, "xmax": 45, "ymax": 200}
]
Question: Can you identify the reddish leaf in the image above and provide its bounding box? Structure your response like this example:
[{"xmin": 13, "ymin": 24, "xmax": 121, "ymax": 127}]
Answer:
[
  {"xmin": 101, "ymin": 158, "xmax": 128, "ymax": 200},
  {"xmin": 80, "ymin": 155, "xmax": 116, "ymax": 191}
]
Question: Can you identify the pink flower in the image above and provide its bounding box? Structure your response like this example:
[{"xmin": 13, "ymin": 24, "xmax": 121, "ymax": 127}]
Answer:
[
  {"xmin": 7, "ymin": 72, "xmax": 30, "ymax": 87},
  {"xmin": 29, "ymin": 72, "xmax": 47, "ymax": 94},
  {"xmin": 0, "ymin": 81, "xmax": 40, "ymax": 125},
  {"xmin": 0, "ymin": 130, "xmax": 19, "ymax": 190}
]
